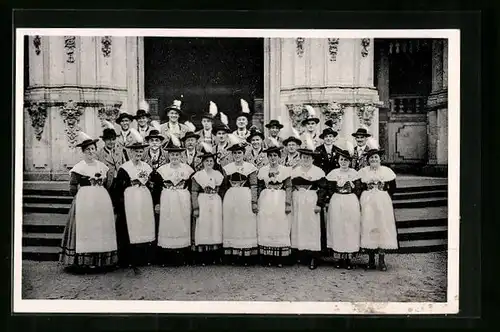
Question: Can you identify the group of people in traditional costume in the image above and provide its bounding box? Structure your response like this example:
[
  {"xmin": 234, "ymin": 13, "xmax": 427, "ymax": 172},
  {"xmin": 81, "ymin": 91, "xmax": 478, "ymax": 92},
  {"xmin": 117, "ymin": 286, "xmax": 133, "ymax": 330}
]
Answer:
[{"xmin": 59, "ymin": 98, "xmax": 399, "ymax": 274}]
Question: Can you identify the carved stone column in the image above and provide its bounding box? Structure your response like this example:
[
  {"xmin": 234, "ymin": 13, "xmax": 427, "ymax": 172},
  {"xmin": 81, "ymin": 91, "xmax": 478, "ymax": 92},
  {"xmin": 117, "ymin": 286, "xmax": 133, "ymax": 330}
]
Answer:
[
  {"xmin": 271, "ymin": 37, "xmax": 380, "ymax": 140},
  {"xmin": 24, "ymin": 36, "xmax": 144, "ymax": 181},
  {"xmin": 424, "ymin": 39, "xmax": 448, "ymax": 175}
]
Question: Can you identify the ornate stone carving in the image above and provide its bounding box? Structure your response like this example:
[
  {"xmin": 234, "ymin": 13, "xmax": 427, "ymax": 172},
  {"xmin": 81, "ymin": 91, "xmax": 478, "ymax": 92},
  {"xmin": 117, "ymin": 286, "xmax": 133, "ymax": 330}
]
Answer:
[
  {"xmin": 97, "ymin": 104, "xmax": 121, "ymax": 127},
  {"xmin": 286, "ymin": 103, "xmax": 307, "ymax": 132},
  {"xmin": 101, "ymin": 36, "xmax": 112, "ymax": 57},
  {"xmin": 357, "ymin": 104, "xmax": 378, "ymax": 127},
  {"xmin": 64, "ymin": 36, "xmax": 76, "ymax": 63},
  {"xmin": 296, "ymin": 37, "xmax": 305, "ymax": 57},
  {"xmin": 327, "ymin": 38, "xmax": 339, "ymax": 62},
  {"xmin": 33, "ymin": 35, "xmax": 41, "ymax": 55},
  {"xmin": 60, "ymin": 100, "xmax": 84, "ymax": 148},
  {"xmin": 26, "ymin": 102, "xmax": 47, "ymax": 141},
  {"xmin": 361, "ymin": 38, "xmax": 371, "ymax": 57},
  {"xmin": 321, "ymin": 102, "xmax": 345, "ymax": 131}
]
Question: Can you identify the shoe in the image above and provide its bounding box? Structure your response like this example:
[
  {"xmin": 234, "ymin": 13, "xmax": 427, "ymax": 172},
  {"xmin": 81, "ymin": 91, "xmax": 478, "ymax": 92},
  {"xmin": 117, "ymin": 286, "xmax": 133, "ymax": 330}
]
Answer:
[
  {"xmin": 277, "ymin": 263, "xmax": 283, "ymax": 268},
  {"xmin": 309, "ymin": 258, "xmax": 317, "ymax": 270},
  {"xmin": 379, "ymin": 262, "xmax": 387, "ymax": 271}
]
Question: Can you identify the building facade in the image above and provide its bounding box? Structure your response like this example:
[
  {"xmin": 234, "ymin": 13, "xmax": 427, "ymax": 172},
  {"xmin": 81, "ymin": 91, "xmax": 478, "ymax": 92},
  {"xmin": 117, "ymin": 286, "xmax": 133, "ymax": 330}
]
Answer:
[{"xmin": 23, "ymin": 36, "xmax": 448, "ymax": 181}]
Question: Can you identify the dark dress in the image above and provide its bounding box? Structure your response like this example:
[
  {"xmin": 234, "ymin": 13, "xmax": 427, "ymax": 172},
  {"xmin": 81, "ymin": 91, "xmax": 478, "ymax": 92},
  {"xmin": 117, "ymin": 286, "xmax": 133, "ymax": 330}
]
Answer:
[{"xmin": 113, "ymin": 162, "xmax": 156, "ymax": 267}]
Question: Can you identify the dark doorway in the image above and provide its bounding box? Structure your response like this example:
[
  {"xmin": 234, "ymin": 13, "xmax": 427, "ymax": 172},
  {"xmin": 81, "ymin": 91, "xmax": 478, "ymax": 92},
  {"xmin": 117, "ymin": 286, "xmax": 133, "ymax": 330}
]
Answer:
[{"xmin": 144, "ymin": 37, "xmax": 264, "ymax": 128}]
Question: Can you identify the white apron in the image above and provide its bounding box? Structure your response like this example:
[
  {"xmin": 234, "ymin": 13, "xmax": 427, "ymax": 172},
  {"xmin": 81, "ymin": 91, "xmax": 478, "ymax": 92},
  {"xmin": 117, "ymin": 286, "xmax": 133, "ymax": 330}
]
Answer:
[
  {"xmin": 358, "ymin": 166, "xmax": 398, "ymax": 250},
  {"xmin": 193, "ymin": 169, "xmax": 224, "ymax": 245},
  {"xmin": 290, "ymin": 165, "xmax": 325, "ymax": 251},
  {"xmin": 326, "ymin": 168, "xmax": 361, "ymax": 253},
  {"xmin": 157, "ymin": 163, "xmax": 194, "ymax": 248},
  {"xmin": 120, "ymin": 161, "xmax": 155, "ymax": 244},
  {"xmin": 257, "ymin": 165, "xmax": 292, "ymax": 248},
  {"xmin": 222, "ymin": 162, "xmax": 258, "ymax": 249},
  {"xmin": 71, "ymin": 160, "xmax": 117, "ymax": 254}
]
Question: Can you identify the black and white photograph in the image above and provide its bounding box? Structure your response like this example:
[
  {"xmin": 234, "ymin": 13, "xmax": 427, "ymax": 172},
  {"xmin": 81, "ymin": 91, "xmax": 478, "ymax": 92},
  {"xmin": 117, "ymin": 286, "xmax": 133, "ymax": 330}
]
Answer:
[{"xmin": 14, "ymin": 29, "xmax": 459, "ymax": 314}]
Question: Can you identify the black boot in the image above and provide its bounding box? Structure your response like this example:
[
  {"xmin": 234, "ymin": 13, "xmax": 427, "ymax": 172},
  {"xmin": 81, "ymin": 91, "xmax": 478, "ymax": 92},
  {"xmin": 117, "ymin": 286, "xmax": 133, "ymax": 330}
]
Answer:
[
  {"xmin": 367, "ymin": 253, "xmax": 376, "ymax": 270},
  {"xmin": 378, "ymin": 253, "xmax": 387, "ymax": 271},
  {"xmin": 309, "ymin": 257, "xmax": 317, "ymax": 270}
]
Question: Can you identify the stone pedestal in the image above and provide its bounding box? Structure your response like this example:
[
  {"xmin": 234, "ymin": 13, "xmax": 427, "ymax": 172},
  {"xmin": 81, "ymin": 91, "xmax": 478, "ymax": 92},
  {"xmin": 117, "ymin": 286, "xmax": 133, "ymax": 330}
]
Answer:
[
  {"xmin": 24, "ymin": 36, "xmax": 144, "ymax": 181},
  {"xmin": 264, "ymin": 38, "xmax": 380, "ymax": 142}
]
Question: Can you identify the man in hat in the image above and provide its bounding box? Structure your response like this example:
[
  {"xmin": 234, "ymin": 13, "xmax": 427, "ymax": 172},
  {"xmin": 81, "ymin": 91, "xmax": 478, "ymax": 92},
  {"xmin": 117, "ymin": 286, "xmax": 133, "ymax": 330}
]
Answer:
[
  {"xmin": 142, "ymin": 129, "xmax": 169, "ymax": 171},
  {"xmin": 263, "ymin": 119, "xmax": 284, "ymax": 149},
  {"xmin": 314, "ymin": 128, "xmax": 341, "ymax": 175},
  {"xmin": 233, "ymin": 110, "xmax": 251, "ymax": 142},
  {"xmin": 300, "ymin": 117, "xmax": 322, "ymax": 149},
  {"xmin": 213, "ymin": 121, "xmax": 233, "ymax": 169},
  {"xmin": 181, "ymin": 131, "xmax": 203, "ymax": 171},
  {"xmin": 351, "ymin": 128, "xmax": 371, "ymax": 171},
  {"xmin": 160, "ymin": 99, "xmax": 189, "ymax": 144},
  {"xmin": 196, "ymin": 111, "xmax": 217, "ymax": 148},
  {"xmin": 115, "ymin": 110, "xmax": 135, "ymax": 162},
  {"xmin": 280, "ymin": 136, "xmax": 302, "ymax": 168},
  {"xmin": 96, "ymin": 128, "xmax": 124, "ymax": 195},
  {"xmin": 244, "ymin": 129, "xmax": 269, "ymax": 169},
  {"xmin": 134, "ymin": 108, "xmax": 153, "ymax": 139}
]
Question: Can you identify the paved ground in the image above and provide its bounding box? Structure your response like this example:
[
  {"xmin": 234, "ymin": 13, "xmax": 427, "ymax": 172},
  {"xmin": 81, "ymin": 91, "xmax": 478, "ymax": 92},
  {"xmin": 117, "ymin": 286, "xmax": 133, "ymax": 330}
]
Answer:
[{"xmin": 22, "ymin": 252, "xmax": 446, "ymax": 302}]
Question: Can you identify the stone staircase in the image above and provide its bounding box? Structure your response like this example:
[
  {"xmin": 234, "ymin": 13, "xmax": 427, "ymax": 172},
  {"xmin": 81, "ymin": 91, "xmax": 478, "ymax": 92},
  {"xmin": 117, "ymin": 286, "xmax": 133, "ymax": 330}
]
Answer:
[{"xmin": 21, "ymin": 176, "xmax": 448, "ymax": 261}]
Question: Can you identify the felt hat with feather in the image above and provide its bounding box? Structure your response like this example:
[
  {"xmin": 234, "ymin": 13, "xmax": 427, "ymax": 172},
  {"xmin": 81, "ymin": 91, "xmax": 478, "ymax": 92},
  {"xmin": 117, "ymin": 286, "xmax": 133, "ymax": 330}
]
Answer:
[{"xmin": 75, "ymin": 131, "xmax": 99, "ymax": 149}]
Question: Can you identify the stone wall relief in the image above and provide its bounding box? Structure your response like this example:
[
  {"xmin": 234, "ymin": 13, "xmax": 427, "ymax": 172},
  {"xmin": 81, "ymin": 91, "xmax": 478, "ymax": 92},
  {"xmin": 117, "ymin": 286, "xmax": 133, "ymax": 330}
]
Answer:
[
  {"xmin": 357, "ymin": 104, "xmax": 378, "ymax": 128},
  {"xmin": 296, "ymin": 37, "xmax": 305, "ymax": 57},
  {"xmin": 361, "ymin": 38, "xmax": 371, "ymax": 57},
  {"xmin": 286, "ymin": 103, "xmax": 308, "ymax": 133},
  {"xmin": 321, "ymin": 102, "xmax": 345, "ymax": 131},
  {"xmin": 60, "ymin": 100, "xmax": 84, "ymax": 148},
  {"xmin": 64, "ymin": 36, "xmax": 76, "ymax": 63},
  {"xmin": 327, "ymin": 38, "xmax": 339, "ymax": 62},
  {"xmin": 26, "ymin": 102, "xmax": 48, "ymax": 141},
  {"xmin": 33, "ymin": 35, "xmax": 41, "ymax": 55},
  {"xmin": 101, "ymin": 36, "xmax": 112, "ymax": 58},
  {"xmin": 97, "ymin": 104, "xmax": 121, "ymax": 128}
]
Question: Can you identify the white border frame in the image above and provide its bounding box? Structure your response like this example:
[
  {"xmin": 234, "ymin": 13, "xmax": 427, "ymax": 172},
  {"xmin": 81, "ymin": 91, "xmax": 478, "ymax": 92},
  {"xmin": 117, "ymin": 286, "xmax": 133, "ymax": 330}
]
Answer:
[{"xmin": 14, "ymin": 28, "xmax": 460, "ymax": 315}]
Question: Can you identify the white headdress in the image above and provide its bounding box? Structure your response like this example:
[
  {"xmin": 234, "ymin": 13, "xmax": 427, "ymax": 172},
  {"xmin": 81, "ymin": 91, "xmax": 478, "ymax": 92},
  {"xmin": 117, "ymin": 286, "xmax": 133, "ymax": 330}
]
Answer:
[
  {"xmin": 200, "ymin": 141, "xmax": 213, "ymax": 154},
  {"xmin": 220, "ymin": 112, "xmax": 229, "ymax": 126},
  {"xmin": 170, "ymin": 134, "xmax": 181, "ymax": 147},
  {"xmin": 150, "ymin": 120, "xmax": 161, "ymax": 132},
  {"xmin": 240, "ymin": 99, "xmax": 250, "ymax": 114},
  {"xmin": 129, "ymin": 128, "xmax": 144, "ymax": 143},
  {"xmin": 209, "ymin": 101, "xmax": 218, "ymax": 116}
]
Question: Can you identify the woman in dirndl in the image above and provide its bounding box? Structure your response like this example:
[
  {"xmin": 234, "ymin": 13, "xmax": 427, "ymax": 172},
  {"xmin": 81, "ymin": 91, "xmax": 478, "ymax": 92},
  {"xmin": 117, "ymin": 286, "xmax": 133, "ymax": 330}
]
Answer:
[
  {"xmin": 114, "ymin": 140, "xmax": 156, "ymax": 273},
  {"xmin": 191, "ymin": 145, "xmax": 225, "ymax": 265},
  {"xmin": 60, "ymin": 132, "xmax": 118, "ymax": 273},
  {"xmin": 222, "ymin": 142, "xmax": 259, "ymax": 266},
  {"xmin": 154, "ymin": 138, "xmax": 194, "ymax": 266},
  {"xmin": 290, "ymin": 146, "xmax": 327, "ymax": 270},
  {"xmin": 256, "ymin": 146, "xmax": 293, "ymax": 267},
  {"xmin": 325, "ymin": 149, "xmax": 362, "ymax": 270},
  {"xmin": 358, "ymin": 148, "xmax": 398, "ymax": 271}
]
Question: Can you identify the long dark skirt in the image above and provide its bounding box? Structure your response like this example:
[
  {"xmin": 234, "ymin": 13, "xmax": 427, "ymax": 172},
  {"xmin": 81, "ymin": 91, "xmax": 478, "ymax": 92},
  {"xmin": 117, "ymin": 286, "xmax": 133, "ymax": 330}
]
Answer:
[
  {"xmin": 156, "ymin": 247, "xmax": 191, "ymax": 266},
  {"xmin": 192, "ymin": 244, "xmax": 223, "ymax": 265},
  {"xmin": 223, "ymin": 247, "xmax": 259, "ymax": 265},
  {"xmin": 115, "ymin": 212, "xmax": 155, "ymax": 267},
  {"xmin": 59, "ymin": 202, "xmax": 118, "ymax": 272},
  {"xmin": 259, "ymin": 245, "xmax": 292, "ymax": 266}
]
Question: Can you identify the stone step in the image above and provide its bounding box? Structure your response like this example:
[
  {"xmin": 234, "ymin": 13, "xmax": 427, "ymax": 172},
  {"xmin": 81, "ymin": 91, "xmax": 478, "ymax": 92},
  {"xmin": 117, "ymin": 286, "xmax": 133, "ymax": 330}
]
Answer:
[
  {"xmin": 393, "ymin": 197, "xmax": 447, "ymax": 209},
  {"xmin": 396, "ymin": 218, "xmax": 447, "ymax": 229},
  {"xmin": 395, "ymin": 206, "xmax": 447, "ymax": 221},
  {"xmin": 23, "ymin": 189, "xmax": 72, "ymax": 197},
  {"xmin": 392, "ymin": 190, "xmax": 447, "ymax": 200},
  {"xmin": 23, "ymin": 194, "xmax": 73, "ymax": 204},
  {"xmin": 22, "ymin": 246, "xmax": 60, "ymax": 261},
  {"xmin": 23, "ymin": 232, "xmax": 62, "ymax": 247},
  {"xmin": 398, "ymin": 238, "xmax": 447, "ymax": 248},
  {"xmin": 23, "ymin": 213, "xmax": 67, "ymax": 233},
  {"xmin": 397, "ymin": 229, "xmax": 447, "ymax": 242},
  {"xmin": 23, "ymin": 203, "xmax": 70, "ymax": 214}
]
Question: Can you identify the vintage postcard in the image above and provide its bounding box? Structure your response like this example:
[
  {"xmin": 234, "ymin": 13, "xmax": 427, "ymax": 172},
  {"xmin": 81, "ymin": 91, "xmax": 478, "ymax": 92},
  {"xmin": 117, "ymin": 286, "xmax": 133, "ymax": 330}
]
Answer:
[{"xmin": 14, "ymin": 28, "xmax": 459, "ymax": 315}]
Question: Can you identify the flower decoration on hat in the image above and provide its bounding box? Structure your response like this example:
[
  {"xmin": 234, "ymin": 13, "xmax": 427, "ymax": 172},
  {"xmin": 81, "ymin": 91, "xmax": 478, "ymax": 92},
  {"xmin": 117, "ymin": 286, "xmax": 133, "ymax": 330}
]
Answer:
[
  {"xmin": 240, "ymin": 98, "xmax": 250, "ymax": 114},
  {"xmin": 209, "ymin": 101, "xmax": 218, "ymax": 117},
  {"xmin": 184, "ymin": 121, "xmax": 196, "ymax": 132},
  {"xmin": 102, "ymin": 119, "xmax": 115, "ymax": 130},
  {"xmin": 138, "ymin": 100, "xmax": 150, "ymax": 112},
  {"xmin": 227, "ymin": 133, "xmax": 243, "ymax": 146},
  {"xmin": 220, "ymin": 112, "xmax": 229, "ymax": 126},
  {"xmin": 150, "ymin": 120, "xmax": 161, "ymax": 132},
  {"xmin": 170, "ymin": 133, "xmax": 181, "ymax": 148},
  {"xmin": 129, "ymin": 128, "xmax": 144, "ymax": 144}
]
